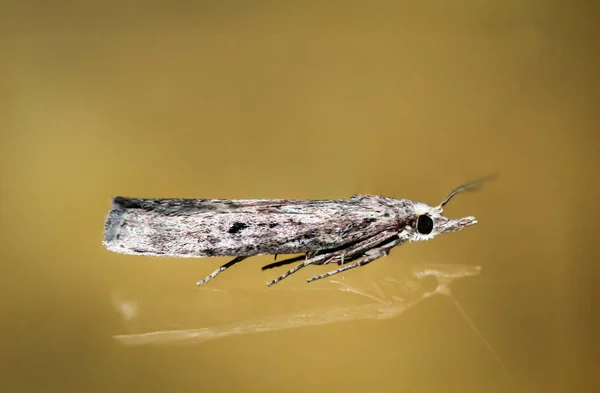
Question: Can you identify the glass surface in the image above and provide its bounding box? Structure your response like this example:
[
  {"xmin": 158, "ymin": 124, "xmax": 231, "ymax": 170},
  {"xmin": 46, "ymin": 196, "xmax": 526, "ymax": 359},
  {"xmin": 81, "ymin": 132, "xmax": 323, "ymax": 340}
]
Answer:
[{"xmin": 2, "ymin": 2, "xmax": 598, "ymax": 392}]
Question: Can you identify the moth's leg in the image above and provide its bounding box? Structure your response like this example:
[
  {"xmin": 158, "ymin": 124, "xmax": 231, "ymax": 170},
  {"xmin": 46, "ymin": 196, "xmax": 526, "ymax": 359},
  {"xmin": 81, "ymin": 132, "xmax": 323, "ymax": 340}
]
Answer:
[
  {"xmin": 261, "ymin": 255, "xmax": 305, "ymax": 271},
  {"xmin": 306, "ymin": 252, "xmax": 386, "ymax": 283},
  {"xmin": 306, "ymin": 252, "xmax": 385, "ymax": 283},
  {"xmin": 196, "ymin": 256, "xmax": 248, "ymax": 286},
  {"xmin": 307, "ymin": 238, "xmax": 404, "ymax": 283},
  {"xmin": 262, "ymin": 251, "xmax": 319, "ymax": 270},
  {"xmin": 322, "ymin": 230, "xmax": 401, "ymax": 267},
  {"xmin": 266, "ymin": 251, "xmax": 338, "ymax": 287},
  {"xmin": 266, "ymin": 232, "xmax": 402, "ymax": 287}
]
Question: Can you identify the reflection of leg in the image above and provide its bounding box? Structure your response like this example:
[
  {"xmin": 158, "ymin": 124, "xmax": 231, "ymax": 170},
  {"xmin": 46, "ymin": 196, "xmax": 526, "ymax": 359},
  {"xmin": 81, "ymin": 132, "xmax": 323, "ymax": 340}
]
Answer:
[
  {"xmin": 196, "ymin": 256, "xmax": 248, "ymax": 286},
  {"xmin": 329, "ymin": 280, "xmax": 392, "ymax": 305}
]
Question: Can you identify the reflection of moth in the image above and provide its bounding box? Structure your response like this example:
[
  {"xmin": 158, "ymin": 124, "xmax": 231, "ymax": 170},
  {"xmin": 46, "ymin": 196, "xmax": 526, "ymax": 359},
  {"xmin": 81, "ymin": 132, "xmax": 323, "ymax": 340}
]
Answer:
[
  {"xmin": 113, "ymin": 263, "xmax": 514, "ymax": 382},
  {"xmin": 113, "ymin": 263, "xmax": 480, "ymax": 346},
  {"xmin": 103, "ymin": 176, "xmax": 495, "ymax": 286}
]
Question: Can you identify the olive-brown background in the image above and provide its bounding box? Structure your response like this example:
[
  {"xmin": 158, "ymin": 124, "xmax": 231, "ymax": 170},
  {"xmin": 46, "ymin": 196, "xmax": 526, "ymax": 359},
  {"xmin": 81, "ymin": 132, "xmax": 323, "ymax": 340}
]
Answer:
[{"xmin": 2, "ymin": 1, "xmax": 599, "ymax": 392}]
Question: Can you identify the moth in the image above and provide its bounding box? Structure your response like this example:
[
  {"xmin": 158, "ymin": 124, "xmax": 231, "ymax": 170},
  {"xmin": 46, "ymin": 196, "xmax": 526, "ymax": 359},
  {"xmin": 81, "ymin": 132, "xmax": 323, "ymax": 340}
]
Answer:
[{"xmin": 103, "ymin": 175, "xmax": 494, "ymax": 286}]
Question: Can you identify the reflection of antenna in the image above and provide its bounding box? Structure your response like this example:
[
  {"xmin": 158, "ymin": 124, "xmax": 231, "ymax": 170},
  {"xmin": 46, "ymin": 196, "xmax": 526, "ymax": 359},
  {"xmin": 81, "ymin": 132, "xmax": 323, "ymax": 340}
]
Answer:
[{"xmin": 445, "ymin": 291, "xmax": 518, "ymax": 386}]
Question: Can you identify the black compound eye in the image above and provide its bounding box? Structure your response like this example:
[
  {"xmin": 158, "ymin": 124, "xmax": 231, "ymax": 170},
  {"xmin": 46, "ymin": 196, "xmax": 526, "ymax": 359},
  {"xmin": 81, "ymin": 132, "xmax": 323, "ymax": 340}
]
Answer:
[{"xmin": 416, "ymin": 215, "xmax": 434, "ymax": 235}]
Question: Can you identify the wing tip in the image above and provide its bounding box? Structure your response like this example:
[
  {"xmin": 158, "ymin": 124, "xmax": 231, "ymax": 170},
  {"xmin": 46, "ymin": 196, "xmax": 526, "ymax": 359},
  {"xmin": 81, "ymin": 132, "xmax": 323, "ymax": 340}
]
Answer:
[
  {"xmin": 103, "ymin": 197, "xmax": 128, "ymax": 245},
  {"xmin": 111, "ymin": 196, "xmax": 143, "ymax": 209}
]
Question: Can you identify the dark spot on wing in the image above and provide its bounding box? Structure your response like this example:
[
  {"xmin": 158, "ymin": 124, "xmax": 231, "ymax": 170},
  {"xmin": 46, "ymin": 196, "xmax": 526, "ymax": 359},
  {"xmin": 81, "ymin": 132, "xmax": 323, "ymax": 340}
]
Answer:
[
  {"xmin": 269, "ymin": 223, "xmax": 279, "ymax": 228},
  {"xmin": 302, "ymin": 232, "xmax": 315, "ymax": 240},
  {"xmin": 228, "ymin": 222, "xmax": 249, "ymax": 234}
]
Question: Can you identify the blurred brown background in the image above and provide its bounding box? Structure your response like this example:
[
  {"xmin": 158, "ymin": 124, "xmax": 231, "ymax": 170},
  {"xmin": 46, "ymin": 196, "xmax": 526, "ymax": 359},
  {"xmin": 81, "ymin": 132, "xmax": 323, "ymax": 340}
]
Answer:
[{"xmin": 2, "ymin": 1, "xmax": 599, "ymax": 392}]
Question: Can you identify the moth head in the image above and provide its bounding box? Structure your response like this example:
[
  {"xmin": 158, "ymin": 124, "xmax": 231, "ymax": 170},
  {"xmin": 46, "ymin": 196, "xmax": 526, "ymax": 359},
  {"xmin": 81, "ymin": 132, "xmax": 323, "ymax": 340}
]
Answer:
[{"xmin": 405, "ymin": 175, "xmax": 496, "ymax": 243}]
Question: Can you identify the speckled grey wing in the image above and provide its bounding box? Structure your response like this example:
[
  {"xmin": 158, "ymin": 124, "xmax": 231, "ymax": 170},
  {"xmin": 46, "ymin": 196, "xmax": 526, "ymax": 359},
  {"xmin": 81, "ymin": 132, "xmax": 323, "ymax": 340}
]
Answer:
[{"xmin": 103, "ymin": 196, "xmax": 397, "ymax": 258}]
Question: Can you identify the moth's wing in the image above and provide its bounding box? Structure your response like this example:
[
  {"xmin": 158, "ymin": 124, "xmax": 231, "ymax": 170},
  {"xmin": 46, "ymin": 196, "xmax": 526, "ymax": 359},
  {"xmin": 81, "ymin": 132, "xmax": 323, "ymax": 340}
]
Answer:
[
  {"xmin": 110, "ymin": 197, "xmax": 317, "ymax": 215},
  {"xmin": 103, "ymin": 196, "xmax": 398, "ymax": 258}
]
